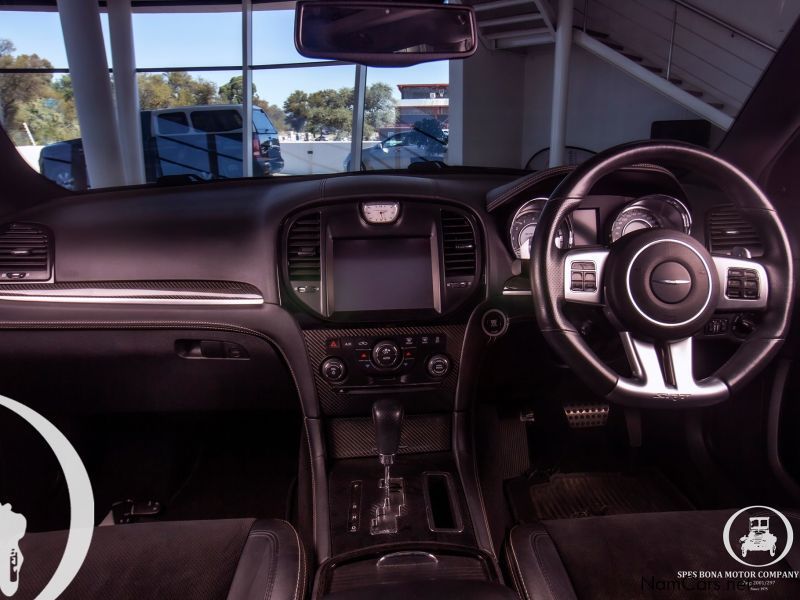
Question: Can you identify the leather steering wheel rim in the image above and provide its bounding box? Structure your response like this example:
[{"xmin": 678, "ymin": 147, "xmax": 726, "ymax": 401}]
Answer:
[{"xmin": 530, "ymin": 140, "xmax": 794, "ymax": 408}]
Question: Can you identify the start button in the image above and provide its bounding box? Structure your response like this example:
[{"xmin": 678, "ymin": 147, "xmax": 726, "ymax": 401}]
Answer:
[{"xmin": 482, "ymin": 309, "xmax": 509, "ymax": 337}]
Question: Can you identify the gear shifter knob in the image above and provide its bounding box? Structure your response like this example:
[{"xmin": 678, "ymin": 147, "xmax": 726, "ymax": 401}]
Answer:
[{"xmin": 372, "ymin": 399, "xmax": 403, "ymax": 458}]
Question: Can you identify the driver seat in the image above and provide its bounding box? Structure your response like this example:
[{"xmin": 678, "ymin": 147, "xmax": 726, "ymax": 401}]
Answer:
[{"xmin": 506, "ymin": 510, "xmax": 800, "ymax": 600}]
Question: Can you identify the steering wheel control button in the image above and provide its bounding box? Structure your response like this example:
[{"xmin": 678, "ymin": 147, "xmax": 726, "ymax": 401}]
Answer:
[
  {"xmin": 427, "ymin": 354, "xmax": 451, "ymax": 377},
  {"xmin": 570, "ymin": 261, "xmax": 596, "ymax": 292},
  {"xmin": 321, "ymin": 357, "xmax": 347, "ymax": 382},
  {"xmin": 372, "ymin": 340, "xmax": 401, "ymax": 369},
  {"xmin": 726, "ymin": 267, "xmax": 759, "ymax": 299},
  {"xmin": 482, "ymin": 309, "xmax": 509, "ymax": 337},
  {"xmin": 650, "ymin": 261, "xmax": 693, "ymax": 303}
]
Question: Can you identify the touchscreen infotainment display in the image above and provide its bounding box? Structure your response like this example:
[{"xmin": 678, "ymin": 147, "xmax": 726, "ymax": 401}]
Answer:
[{"xmin": 332, "ymin": 238, "xmax": 434, "ymax": 312}]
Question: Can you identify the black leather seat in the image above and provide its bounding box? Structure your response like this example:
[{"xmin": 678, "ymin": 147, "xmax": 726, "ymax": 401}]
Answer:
[
  {"xmin": 506, "ymin": 510, "xmax": 800, "ymax": 600},
  {"xmin": 16, "ymin": 518, "xmax": 305, "ymax": 600}
]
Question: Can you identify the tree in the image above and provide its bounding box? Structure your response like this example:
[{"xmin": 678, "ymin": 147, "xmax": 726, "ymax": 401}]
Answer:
[
  {"xmin": 283, "ymin": 90, "xmax": 310, "ymax": 132},
  {"xmin": 0, "ymin": 39, "xmax": 54, "ymax": 132},
  {"xmin": 219, "ymin": 75, "xmax": 256, "ymax": 104},
  {"xmin": 137, "ymin": 73, "xmax": 174, "ymax": 109},
  {"xmin": 16, "ymin": 97, "xmax": 80, "ymax": 145},
  {"xmin": 281, "ymin": 82, "xmax": 397, "ymax": 139},
  {"xmin": 408, "ymin": 117, "xmax": 447, "ymax": 152},
  {"xmin": 364, "ymin": 83, "xmax": 396, "ymax": 139}
]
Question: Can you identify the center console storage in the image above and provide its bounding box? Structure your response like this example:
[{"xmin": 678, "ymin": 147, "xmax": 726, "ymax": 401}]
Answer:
[
  {"xmin": 314, "ymin": 547, "xmax": 516, "ymax": 599},
  {"xmin": 282, "ymin": 200, "xmax": 510, "ymax": 597}
]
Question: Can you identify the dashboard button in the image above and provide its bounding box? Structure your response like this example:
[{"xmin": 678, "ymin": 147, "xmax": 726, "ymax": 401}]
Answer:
[
  {"xmin": 321, "ymin": 357, "xmax": 347, "ymax": 382},
  {"xmin": 427, "ymin": 354, "xmax": 451, "ymax": 377},
  {"xmin": 482, "ymin": 309, "xmax": 508, "ymax": 337},
  {"xmin": 372, "ymin": 340, "xmax": 400, "ymax": 368},
  {"xmin": 354, "ymin": 338, "xmax": 371, "ymax": 349},
  {"xmin": 400, "ymin": 335, "xmax": 416, "ymax": 347}
]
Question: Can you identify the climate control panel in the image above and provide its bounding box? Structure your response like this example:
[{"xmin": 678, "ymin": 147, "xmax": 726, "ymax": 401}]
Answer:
[{"xmin": 319, "ymin": 333, "xmax": 451, "ymax": 388}]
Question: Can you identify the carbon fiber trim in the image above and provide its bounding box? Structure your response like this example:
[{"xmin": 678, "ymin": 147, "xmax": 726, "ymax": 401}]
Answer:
[
  {"xmin": 303, "ymin": 325, "xmax": 466, "ymax": 415},
  {"xmin": 327, "ymin": 414, "xmax": 451, "ymax": 459}
]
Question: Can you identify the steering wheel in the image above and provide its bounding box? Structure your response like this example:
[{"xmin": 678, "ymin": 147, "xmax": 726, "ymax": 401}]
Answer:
[{"xmin": 531, "ymin": 141, "xmax": 794, "ymax": 407}]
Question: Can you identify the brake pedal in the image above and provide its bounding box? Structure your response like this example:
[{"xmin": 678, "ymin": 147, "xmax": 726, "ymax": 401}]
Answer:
[{"xmin": 563, "ymin": 403, "xmax": 610, "ymax": 428}]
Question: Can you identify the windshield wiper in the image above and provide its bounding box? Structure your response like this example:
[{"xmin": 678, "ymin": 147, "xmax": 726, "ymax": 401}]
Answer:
[{"xmin": 412, "ymin": 126, "xmax": 447, "ymax": 146}]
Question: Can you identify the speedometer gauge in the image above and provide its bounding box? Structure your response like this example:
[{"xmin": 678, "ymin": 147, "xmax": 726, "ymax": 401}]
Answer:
[
  {"xmin": 609, "ymin": 195, "xmax": 691, "ymax": 243},
  {"xmin": 509, "ymin": 198, "xmax": 573, "ymax": 259},
  {"xmin": 610, "ymin": 207, "xmax": 661, "ymax": 242}
]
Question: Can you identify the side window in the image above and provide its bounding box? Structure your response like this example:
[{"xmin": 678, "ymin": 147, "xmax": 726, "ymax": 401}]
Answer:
[
  {"xmin": 252, "ymin": 109, "xmax": 277, "ymax": 134},
  {"xmin": 383, "ymin": 135, "xmax": 405, "ymax": 148},
  {"xmin": 190, "ymin": 110, "xmax": 242, "ymax": 133},
  {"xmin": 156, "ymin": 112, "xmax": 190, "ymax": 135}
]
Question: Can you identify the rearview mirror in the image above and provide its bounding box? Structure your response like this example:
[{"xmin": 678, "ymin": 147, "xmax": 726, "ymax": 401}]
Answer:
[{"xmin": 294, "ymin": 1, "xmax": 477, "ymax": 67}]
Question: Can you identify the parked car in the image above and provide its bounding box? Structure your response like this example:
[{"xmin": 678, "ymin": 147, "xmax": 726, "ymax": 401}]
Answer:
[
  {"xmin": 40, "ymin": 105, "xmax": 283, "ymax": 190},
  {"xmin": 344, "ymin": 129, "xmax": 447, "ymax": 171}
]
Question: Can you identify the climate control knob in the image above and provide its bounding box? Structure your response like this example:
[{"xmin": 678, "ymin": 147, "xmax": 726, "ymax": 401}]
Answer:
[
  {"xmin": 427, "ymin": 354, "xmax": 451, "ymax": 378},
  {"xmin": 372, "ymin": 340, "xmax": 401, "ymax": 369},
  {"xmin": 321, "ymin": 357, "xmax": 347, "ymax": 382}
]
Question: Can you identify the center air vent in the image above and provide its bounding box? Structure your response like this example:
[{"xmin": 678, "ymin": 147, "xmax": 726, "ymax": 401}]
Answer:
[
  {"xmin": 0, "ymin": 223, "xmax": 51, "ymax": 281},
  {"xmin": 287, "ymin": 213, "xmax": 321, "ymax": 282},
  {"xmin": 441, "ymin": 211, "xmax": 476, "ymax": 277},
  {"xmin": 706, "ymin": 206, "xmax": 763, "ymax": 256}
]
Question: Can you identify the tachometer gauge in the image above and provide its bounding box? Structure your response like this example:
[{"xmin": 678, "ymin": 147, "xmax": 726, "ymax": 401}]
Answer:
[
  {"xmin": 361, "ymin": 201, "xmax": 400, "ymax": 224},
  {"xmin": 609, "ymin": 195, "xmax": 691, "ymax": 243},
  {"xmin": 509, "ymin": 198, "xmax": 573, "ymax": 259}
]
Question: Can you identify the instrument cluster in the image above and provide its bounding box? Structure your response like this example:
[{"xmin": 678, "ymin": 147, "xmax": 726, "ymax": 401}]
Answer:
[{"xmin": 508, "ymin": 194, "xmax": 691, "ymax": 259}]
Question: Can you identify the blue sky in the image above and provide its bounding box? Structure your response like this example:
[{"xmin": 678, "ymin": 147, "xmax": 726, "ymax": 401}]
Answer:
[{"xmin": 0, "ymin": 8, "xmax": 449, "ymax": 107}]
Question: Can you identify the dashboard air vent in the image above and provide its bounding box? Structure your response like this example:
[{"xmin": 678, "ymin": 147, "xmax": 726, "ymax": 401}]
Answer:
[
  {"xmin": 706, "ymin": 206, "xmax": 763, "ymax": 256},
  {"xmin": 441, "ymin": 211, "xmax": 476, "ymax": 277},
  {"xmin": 0, "ymin": 223, "xmax": 51, "ymax": 281},
  {"xmin": 287, "ymin": 213, "xmax": 321, "ymax": 281}
]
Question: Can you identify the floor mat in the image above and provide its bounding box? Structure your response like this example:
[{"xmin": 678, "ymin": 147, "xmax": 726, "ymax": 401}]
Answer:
[
  {"xmin": 85, "ymin": 411, "xmax": 301, "ymax": 525},
  {"xmin": 506, "ymin": 470, "xmax": 694, "ymax": 522}
]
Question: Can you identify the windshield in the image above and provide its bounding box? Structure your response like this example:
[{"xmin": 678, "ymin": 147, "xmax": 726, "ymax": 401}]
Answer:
[{"xmin": 0, "ymin": 1, "xmax": 795, "ymax": 191}]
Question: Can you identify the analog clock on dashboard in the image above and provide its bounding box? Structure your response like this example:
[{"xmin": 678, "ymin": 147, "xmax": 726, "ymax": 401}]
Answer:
[{"xmin": 361, "ymin": 201, "xmax": 400, "ymax": 224}]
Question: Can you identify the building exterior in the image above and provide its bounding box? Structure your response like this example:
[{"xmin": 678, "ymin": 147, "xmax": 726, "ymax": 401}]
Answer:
[{"xmin": 396, "ymin": 83, "xmax": 449, "ymax": 128}]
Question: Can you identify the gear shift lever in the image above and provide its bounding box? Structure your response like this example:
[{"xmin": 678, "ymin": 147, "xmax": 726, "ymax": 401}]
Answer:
[
  {"xmin": 373, "ymin": 398, "xmax": 403, "ymax": 473},
  {"xmin": 370, "ymin": 399, "xmax": 405, "ymax": 534}
]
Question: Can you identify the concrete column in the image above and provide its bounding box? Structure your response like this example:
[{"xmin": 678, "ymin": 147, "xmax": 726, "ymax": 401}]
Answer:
[
  {"xmin": 108, "ymin": 0, "xmax": 145, "ymax": 185},
  {"xmin": 349, "ymin": 65, "xmax": 367, "ymax": 171},
  {"xmin": 242, "ymin": 0, "xmax": 254, "ymax": 178},
  {"xmin": 549, "ymin": 0, "xmax": 574, "ymax": 167},
  {"xmin": 57, "ymin": 0, "xmax": 126, "ymax": 188}
]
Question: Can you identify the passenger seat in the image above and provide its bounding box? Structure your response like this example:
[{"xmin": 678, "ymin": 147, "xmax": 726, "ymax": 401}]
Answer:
[{"xmin": 17, "ymin": 518, "xmax": 305, "ymax": 600}]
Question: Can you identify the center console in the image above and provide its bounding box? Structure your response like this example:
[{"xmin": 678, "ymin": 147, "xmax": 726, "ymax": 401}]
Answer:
[{"xmin": 282, "ymin": 200, "xmax": 510, "ymax": 598}]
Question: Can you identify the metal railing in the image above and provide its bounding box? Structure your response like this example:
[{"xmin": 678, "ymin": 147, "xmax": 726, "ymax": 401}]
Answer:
[{"xmin": 576, "ymin": 0, "xmax": 779, "ymax": 113}]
